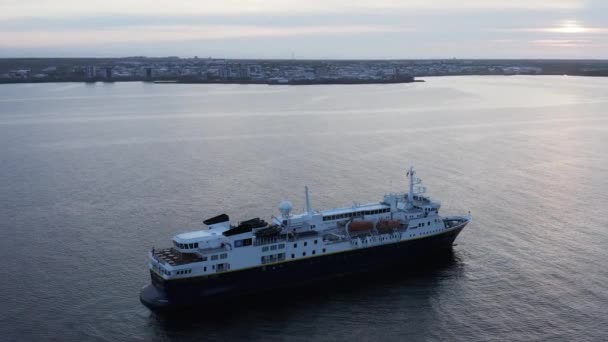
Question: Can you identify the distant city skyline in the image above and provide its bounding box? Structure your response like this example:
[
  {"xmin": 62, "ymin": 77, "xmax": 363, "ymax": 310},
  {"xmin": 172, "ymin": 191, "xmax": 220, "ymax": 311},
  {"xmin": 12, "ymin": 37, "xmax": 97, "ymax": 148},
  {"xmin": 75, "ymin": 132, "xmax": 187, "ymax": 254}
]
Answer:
[{"xmin": 1, "ymin": 0, "xmax": 607, "ymax": 59}]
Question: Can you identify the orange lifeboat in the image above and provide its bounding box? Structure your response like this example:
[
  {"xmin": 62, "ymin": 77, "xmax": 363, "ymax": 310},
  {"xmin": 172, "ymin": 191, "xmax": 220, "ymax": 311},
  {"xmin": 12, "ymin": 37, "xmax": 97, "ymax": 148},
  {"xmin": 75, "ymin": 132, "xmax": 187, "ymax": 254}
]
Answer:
[
  {"xmin": 376, "ymin": 220, "xmax": 400, "ymax": 233},
  {"xmin": 348, "ymin": 220, "xmax": 374, "ymax": 232}
]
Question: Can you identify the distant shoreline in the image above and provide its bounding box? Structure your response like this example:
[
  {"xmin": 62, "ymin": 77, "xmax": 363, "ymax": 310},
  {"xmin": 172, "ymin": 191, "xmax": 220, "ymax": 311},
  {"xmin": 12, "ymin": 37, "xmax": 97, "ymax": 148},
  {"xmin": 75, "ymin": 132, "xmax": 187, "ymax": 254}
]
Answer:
[
  {"xmin": 0, "ymin": 78, "xmax": 422, "ymax": 85},
  {"xmin": 2, "ymin": 74, "xmax": 608, "ymax": 86},
  {"xmin": 3, "ymin": 58, "xmax": 607, "ymax": 85}
]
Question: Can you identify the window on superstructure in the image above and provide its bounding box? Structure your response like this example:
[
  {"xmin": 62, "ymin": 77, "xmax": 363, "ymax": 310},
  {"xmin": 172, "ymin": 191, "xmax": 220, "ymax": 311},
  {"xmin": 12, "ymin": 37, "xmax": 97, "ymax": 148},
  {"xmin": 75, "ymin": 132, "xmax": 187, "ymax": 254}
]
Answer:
[
  {"xmin": 194, "ymin": 243, "xmax": 198, "ymax": 248},
  {"xmin": 323, "ymin": 248, "xmax": 326, "ymax": 253},
  {"xmin": 278, "ymin": 243, "xmax": 285, "ymax": 249},
  {"xmin": 291, "ymin": 254, "xmax": 295, "ymax": 259},
  {"xmin": 312, "ymin": 250, "xmax": 316, "ymax": 255},
  {"xmin": 294, "ymin": 243, "xmax": 297, "ymax": 248},
  {"xmin": 262, "ymin": 246, "xmax": 269, "ymax": 252},
  {"xmin": 303, "ymin": 252, "xmax": 306, "ymax": 256},
  {"xmin": 304, "ymin": 242, "xmax": 307, "ymax": 246},
  {"xmin": 211, "ymin": 255, "xmax": 218, "ymax": 260},
  {"xmin": 220, "ymin": 253, "xmax": 227, "ymax": 259},
  {"xmin": 314, "ymin": 240, "xmax": 317, "ymax": 244},
  {"xmin": 270, "ymin": 245, "xmax": 277, "ymax": 251}
]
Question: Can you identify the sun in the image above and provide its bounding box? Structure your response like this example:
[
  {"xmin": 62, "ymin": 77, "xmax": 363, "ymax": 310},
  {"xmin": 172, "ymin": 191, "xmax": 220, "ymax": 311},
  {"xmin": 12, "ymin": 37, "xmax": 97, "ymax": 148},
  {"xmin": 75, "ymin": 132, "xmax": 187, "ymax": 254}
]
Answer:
[{"xmin": 550, "ymin": 20, "xmax": 588, "ymax": 33}]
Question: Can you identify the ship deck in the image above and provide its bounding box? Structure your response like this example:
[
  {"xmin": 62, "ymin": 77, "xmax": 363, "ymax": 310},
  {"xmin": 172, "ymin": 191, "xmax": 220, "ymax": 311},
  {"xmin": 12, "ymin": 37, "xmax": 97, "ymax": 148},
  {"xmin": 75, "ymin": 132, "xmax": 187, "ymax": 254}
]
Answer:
[{"xmin": 153, "ymin": 248, "xmax": 204, "ymax": 266}]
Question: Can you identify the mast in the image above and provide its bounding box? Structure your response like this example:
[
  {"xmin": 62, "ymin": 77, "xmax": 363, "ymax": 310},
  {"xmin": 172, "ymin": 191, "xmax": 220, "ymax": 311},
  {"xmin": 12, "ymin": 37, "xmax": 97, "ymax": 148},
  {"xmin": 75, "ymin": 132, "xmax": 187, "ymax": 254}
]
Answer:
[
  {"xmin": 305, "ymin": 186, "xmax": 312, "ymax": 217},
  {"xmin": 408, "ymin": 166, "xmax": 415, "ymax": 204}
]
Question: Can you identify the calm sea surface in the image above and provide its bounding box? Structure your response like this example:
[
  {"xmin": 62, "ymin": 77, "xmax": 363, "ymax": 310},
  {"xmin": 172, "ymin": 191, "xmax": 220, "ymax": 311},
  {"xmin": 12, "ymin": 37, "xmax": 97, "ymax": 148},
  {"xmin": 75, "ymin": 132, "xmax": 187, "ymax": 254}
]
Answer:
[{"xmin": 1, "ymin": 77, "xmax": 607, "ymax": 341}]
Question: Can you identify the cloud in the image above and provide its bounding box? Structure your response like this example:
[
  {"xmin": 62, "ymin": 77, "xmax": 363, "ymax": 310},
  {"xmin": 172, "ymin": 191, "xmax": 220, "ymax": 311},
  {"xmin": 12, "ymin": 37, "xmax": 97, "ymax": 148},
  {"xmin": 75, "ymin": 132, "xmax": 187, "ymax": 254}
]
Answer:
[
  {"xmin": 0, "ymin": 24, "xmax": 409, "ymax": 47},
  {"xmin": 531, "ymin": 39, "xmax": 593, "ymax": 47},
  {"xmin": 2, "ymin": 0, "xmax": 587, "ymax": 18},
  {"xmin": 1, "ymin": 0, "xmax": 606, "ymax": 58}
]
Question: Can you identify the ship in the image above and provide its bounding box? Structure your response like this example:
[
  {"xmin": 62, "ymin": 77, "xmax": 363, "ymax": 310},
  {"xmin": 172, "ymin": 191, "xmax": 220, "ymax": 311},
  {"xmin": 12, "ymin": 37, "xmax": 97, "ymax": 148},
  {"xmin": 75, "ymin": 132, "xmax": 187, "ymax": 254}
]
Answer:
[{"xmin": 140, "ymin": 167, "xmax": 471, "ymax": 311}]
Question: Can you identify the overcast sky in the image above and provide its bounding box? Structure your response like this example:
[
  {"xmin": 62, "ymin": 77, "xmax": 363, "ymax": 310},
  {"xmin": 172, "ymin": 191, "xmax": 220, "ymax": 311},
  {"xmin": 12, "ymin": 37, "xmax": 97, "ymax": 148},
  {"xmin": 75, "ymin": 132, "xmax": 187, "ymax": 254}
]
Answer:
[{"xmin": 1, "ymin": 0, "xmax": 607, "ymax": 58}]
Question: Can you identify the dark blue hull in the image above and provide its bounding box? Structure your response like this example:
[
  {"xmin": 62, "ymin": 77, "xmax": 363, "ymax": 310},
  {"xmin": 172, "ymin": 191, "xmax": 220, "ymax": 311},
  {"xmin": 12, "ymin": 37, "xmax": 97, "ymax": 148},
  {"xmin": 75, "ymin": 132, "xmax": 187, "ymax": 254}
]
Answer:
[{"xmin": 140, "ymin": 225, "xmax": 465, "ymax": 312}]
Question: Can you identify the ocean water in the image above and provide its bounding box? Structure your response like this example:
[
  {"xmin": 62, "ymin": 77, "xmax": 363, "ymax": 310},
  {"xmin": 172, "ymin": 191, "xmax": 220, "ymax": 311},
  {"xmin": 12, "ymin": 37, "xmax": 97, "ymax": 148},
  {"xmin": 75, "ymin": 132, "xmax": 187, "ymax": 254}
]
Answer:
[{"xmin": 0, "ymin": 76, "xmax": 607, "ymax": 341}]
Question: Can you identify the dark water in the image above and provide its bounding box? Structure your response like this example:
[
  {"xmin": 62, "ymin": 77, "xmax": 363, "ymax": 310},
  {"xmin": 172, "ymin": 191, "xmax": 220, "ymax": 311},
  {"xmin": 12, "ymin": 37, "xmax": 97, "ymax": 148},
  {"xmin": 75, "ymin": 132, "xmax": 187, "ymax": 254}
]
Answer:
[{"xmin": 1, "ymin": 77, "xmax": 607, "ymax": 341}]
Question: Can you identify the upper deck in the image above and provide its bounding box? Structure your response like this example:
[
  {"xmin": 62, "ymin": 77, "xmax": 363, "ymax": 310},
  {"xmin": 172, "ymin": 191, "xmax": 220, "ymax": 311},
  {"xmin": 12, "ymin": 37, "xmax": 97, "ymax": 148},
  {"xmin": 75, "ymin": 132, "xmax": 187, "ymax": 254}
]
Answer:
[{"xmin": 152, "ymin": 247, "xmax": 204, "ymax": 266}]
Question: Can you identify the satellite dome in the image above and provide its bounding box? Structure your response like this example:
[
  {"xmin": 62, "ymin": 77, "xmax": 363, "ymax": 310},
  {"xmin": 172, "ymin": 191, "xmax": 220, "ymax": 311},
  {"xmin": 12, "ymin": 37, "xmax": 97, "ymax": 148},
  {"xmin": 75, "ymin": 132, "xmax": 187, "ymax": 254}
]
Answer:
[{"xmin": 278, "ymin": 201, "xmax": 293, "ymax": 218}]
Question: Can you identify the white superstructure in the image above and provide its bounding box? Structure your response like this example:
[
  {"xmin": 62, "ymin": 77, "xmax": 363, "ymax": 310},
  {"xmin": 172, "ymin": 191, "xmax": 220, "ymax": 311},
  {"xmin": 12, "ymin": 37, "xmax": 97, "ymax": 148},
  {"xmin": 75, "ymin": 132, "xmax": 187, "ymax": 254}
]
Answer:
[{"xmin": 148, "ymin": 167, "xmax": 471, "ymax": 280}]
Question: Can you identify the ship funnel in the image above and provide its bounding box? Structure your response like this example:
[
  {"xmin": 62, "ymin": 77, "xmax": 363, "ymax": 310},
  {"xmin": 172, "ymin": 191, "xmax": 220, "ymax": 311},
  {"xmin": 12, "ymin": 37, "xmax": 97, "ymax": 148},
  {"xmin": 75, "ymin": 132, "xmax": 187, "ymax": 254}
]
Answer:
[{"xmin": 278, "ymin": 201, "xmax": 293, "ymax": 218}]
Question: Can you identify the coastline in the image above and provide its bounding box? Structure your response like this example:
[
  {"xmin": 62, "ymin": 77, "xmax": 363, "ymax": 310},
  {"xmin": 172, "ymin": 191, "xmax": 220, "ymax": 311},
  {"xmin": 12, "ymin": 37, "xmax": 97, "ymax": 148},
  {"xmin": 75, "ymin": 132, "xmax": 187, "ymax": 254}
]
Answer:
[{"xmin": 0, "ymin": 77, "xmax": 421, "ymax": 86}]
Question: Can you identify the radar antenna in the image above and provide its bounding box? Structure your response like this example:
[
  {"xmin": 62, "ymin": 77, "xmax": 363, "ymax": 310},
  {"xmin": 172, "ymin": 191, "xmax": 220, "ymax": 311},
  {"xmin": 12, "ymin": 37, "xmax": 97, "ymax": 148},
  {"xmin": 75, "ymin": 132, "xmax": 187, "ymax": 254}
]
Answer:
[{"xmin": 278, "ymin": 201, "xmax": 293, "ymax": 219}]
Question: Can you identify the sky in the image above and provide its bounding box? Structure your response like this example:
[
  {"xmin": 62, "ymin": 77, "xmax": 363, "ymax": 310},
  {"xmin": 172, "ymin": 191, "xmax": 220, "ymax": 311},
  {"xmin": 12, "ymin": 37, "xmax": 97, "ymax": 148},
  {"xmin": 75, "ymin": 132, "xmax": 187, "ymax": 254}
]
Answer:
[{"xmin": 0, "ymin": 0, "xmax": 607, "ymax": 58}]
